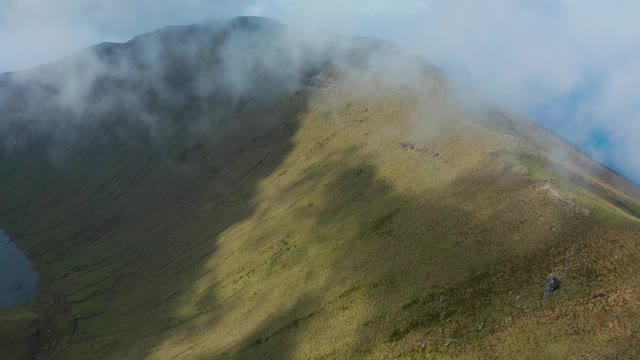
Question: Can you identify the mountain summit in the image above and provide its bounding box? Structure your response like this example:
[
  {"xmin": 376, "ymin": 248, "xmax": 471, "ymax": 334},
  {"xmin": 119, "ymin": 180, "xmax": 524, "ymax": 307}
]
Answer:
[{"xmin": 1, "ymin": 17, "xmax": 640, "ymax": 359}]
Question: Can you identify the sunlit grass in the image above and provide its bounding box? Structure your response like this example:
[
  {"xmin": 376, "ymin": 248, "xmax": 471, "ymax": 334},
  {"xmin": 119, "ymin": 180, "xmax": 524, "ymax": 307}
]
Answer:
[{"xmin": 1, "ymin": 75, "xmax": 640, "ymax": 359}]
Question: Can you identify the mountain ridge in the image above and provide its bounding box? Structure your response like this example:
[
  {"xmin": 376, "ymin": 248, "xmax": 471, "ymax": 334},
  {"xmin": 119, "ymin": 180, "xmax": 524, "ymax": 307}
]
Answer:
[{"xmin": 1, "ymin": 16, "xmax": 640, "ymax": 359}]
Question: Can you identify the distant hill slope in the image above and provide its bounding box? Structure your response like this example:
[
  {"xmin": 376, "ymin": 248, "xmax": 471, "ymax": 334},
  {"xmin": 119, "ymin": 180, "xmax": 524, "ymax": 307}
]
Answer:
[{"xmin": 1, "ymin": 17, "xmax": 640, "ymax": 359}]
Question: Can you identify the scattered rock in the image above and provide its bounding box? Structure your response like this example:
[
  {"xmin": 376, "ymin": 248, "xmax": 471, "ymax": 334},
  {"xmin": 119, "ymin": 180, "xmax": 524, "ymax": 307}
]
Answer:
[
  {"xmin": 543, "ymin": 184, "xmax": 562, "ymax": 200},
  {"xmin": 400, "ymin": 142, "xmax": 429, "ymax": 154},
  {"xmin": 477, "ymin": 323, "xmax": 484, "ymax": 331},
  {"xmin": 543, "ymin": 274, "xmax": 562, "ymax": 299},
  {"xmin": 538, "ymin": 182, "xmax": 591, "ymax": 216},
  {"xmin": 399, "ymin": 142, "xmax": 446, "ymax": 162}
]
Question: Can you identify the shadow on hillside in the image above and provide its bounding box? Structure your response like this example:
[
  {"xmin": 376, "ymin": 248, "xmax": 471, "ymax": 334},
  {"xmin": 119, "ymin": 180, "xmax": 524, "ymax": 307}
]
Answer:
[
  {"xmin": 0, "ymin": 73, "xmax": 316, "ymax": 358},
  {"xmin": 0, "ymin": 84, "xmax": 621, "ymax": 359},
  {"xmin": 216, "ymin": 148, "xmax": 602, "ymax": 359}
]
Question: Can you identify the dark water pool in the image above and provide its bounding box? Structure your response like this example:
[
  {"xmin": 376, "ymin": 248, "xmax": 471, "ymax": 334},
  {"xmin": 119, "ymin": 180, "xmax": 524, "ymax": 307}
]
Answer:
[{"xmin": 0, "ymin": 229, "xmax": 39, "ymax": 310}]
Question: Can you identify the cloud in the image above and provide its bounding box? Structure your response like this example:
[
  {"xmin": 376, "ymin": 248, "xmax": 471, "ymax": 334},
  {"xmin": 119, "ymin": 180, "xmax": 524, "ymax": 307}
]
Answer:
[
  {"xmin": 0, "ymin": 14, "xmax": 436, "ymax": 161},
  {"xmin": 1, "ymin": 0, "xmax": 640, "ymax": 181},
  {"xmin": 248, "ymin": 1, "xmax": 640, "ymax": 181},
  {"xmin": 0, "ymin": 0, "xmax": 254, "ymax": 71}
]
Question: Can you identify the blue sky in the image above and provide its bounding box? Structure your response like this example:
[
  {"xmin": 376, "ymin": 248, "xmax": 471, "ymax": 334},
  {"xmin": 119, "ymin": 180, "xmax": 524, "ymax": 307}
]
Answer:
[{"xmin": 1, "ymin": 0, "xmax": 639, "ymax": 183}]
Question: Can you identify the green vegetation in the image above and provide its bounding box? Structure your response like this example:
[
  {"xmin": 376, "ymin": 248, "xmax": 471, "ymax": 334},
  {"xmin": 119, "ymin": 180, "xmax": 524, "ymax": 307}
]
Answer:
[{"xmin": 2, "ymin": 34, "xmax": 640, "ymax": 360}]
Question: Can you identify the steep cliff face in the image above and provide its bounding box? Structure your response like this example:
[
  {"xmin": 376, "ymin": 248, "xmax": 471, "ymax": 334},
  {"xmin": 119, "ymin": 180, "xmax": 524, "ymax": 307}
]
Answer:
[{"xmin": 1, "ymin": 17, "xmax": 640, "ymax": 359}]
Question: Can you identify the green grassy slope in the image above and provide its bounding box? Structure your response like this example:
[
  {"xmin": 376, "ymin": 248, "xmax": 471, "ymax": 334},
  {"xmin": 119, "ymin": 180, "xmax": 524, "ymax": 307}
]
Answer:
[{"xmin": 2, "ymin": 18, "xmax": 640, "ymax": 360}]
